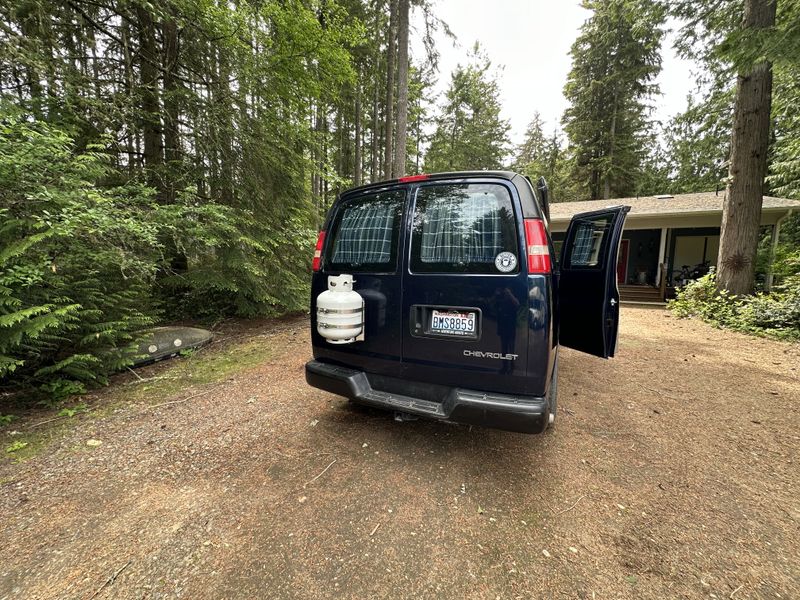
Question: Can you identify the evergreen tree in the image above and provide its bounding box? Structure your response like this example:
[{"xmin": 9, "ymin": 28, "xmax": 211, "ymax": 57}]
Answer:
[
  {"xmin": 383, "ymin": 0, "xmax": 398, "ymax": 179},
  {"xmin": 424, "ymin": 45, "xmax": 511, "ymax": 172},
  {"xmin": 717, "ymin": 0, "xmax": 777, "ymax": 295},
  {"xmin": 663, "ymin": 89, "xmax": 733, "ymax": 194},
  {"xmin": 672, "ymin": 0, "xmax": 788, "ymax": 294},
  {"xmin": 539, "ymin": 129, "xmax": 583, "ymax": 203},
  {"xmin": 512, "ymin": 113, "xmax": 547, "ymax": 173},
  {"xmin": 769, "ymin": 65, "xmax": 800, "ymax": 199},
  {"xmin": 0, "ymin": 0, "xmax": 447, "ymax": 397},
  {"xmin": 512, "ymin": 118, "xmax": 580, "ymax": 202},
  {"xmin": 764, "ymin": 0, "xmax": 800, "ymax": 200},
  {"xmin": 562, "ymin": 0, "xmax": 666, "ymax": 200},
  {"xmin": 393, "ymin": 0, "xmax": 411, "ymax": 177},
  {"xmin": 637, "ymin": 136, "xmax": 672, "ymax": 196},
  {"xmin": 0, "ymin": 114, "xmax": 242, "ymax": 397},
  {"xmin": 407, "ymin": 64, "xmax": 437, "ymax": 174}
]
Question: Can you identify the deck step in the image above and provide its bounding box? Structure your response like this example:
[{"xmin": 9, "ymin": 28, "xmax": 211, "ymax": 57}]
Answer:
[
  {"xmin": 619, "ymin": 290, "xmax": 661, "ymax": 298},
  {"xmin": 619, "ymin": 285, "xmax": 663, "ymax": 302}
]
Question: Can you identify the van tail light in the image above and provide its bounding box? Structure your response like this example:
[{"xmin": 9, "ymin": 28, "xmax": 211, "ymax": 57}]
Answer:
[
  {"xmin": 312, "ymin": 230, "xmax": 326, "ymax": 272},
  {"xmin": 524, "ymin": 218, "xmax": 551, "ymax": 274}
]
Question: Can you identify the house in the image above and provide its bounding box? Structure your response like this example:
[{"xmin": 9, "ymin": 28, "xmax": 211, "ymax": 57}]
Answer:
[{"xmin": 549, "ymin": 192, "xmax": 800, "ymax": 303}]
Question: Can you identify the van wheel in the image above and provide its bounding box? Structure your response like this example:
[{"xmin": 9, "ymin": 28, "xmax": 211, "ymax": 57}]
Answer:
[{"xmin": 547, "ymin": 359, "xmax": 558, "ymax": 428}]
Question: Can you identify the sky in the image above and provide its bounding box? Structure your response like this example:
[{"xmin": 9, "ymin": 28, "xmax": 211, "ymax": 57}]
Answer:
[{"xmin": 410, "ymin": 0, "xmax": 699, "ymax": 147}]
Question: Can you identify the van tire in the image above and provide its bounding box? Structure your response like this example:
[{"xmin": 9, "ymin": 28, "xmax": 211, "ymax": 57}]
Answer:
[{"xmin": 547, "ymin": 359, "xmax": 558, "ymax": 428}]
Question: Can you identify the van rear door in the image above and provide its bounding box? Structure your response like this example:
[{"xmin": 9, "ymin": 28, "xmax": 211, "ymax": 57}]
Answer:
[
  {"xmin": 311, "ymin": 188, "xmax": 406, "ymax": 375},
  {"xmin": 558, "ymin": 206, "xmax": 630, "ymax": 358},
  {"xmin": 400, "ymin": 179, "xmax": 531, "ymax": 395}
]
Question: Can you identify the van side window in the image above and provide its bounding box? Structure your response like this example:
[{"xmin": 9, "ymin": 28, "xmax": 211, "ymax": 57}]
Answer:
[
  {"xmin": 326, "ymin": 191, "xmax": 404, "ymax": 272},
  {"xmin": 411, "ymin": 183, "xmax": 519, "ymax": 274},
  {"xmin": 565, "ymin": 216, "xmax": 612, "ymax": 268}
]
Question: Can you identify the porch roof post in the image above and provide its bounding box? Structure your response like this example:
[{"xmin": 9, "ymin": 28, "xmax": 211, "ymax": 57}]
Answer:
[
  {"xmin": 766, "ymin": 210, "xmax": 792, "ymax": 292},
  {"xmin": 656, "ymin": 227, "xmax": 668, "ymax": 287}
]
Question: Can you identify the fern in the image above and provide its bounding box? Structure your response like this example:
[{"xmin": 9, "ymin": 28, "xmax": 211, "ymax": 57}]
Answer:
[{"xmin": 2, "ymin": 111, "xmax": 316, "ymax": 400}]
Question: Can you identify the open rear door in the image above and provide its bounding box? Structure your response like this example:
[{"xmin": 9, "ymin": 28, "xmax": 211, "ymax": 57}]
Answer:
[{"xmin": 558, "ymin": 206, "xmax": 630, "ymax": 358}]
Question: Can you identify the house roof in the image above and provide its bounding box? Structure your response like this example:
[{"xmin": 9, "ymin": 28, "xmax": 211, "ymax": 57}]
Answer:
[{"xmin": 549, "ymin": 191, "xmax": 800, "ymax": 223}]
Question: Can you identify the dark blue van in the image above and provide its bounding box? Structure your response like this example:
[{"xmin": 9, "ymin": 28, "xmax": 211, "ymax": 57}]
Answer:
[{"xmin": 305, "ymin": 171, "xmax": 629, "ymax": 434}]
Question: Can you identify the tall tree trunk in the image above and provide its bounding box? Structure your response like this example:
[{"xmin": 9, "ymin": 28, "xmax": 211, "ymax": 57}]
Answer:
[
  {"xmin": 121, "ymin": 23, "xmax": 136, "ymax": 174},
  {"xmin": 136, "ymin": 6, "xmax": 163, "ymax": 190},
  {"xmin": 369, "ymin": 5, "xmax": 381, "ymax": 183},
  {"xmin": 162, "ymin": 14, "xmax": 186, "ymax": 272},
  {"xmin": 392, "ymin": 0, "xmax": 410, "ymax": 177},
  {"xmin": 323, "ymin": 108, "xmax": 329, "ymax": 209},
  {"xmin": 371, "ymin": 75, "xmax": 380, "ymax": 182},
  {"xmin": 590, "ymin": 149, "xmax": 601, "ymax": 200},
  {"xmin": 604, "ymin": 90, "xmax": 618, "ymax": 200},
  {"xmin": 336, "ymin": 108, "xmax": 344, "ymax": 186},
  {"xmin": 415, "ymin": 108, "xmax": 421, "ymax": 173},
  {"xmin": 18, "ymin": 12, "xmax": 44, "ymax": 118},
  {"xmin": 354, "ymin": 74, "xmax": 363, "ymax": 186},
  {"xmin": 162, "ymin": 16, "xmax": 180, "ymax": 203},
  {"xmin": 448, "ymin": 109, "xmax": 460, "ymax": 171},
  {"xmin": 717, "ymin": 0, "xmax": 776, "ymax": 295},
  {"xmin": 221, "ymin": 54, "xmax": 235, "ymax": 205},
  {"xmin": 383, "ymin": 0, "xmax": 397, "ymax": 180},
  {"xmin": 313, "ymin": 102, "xmax": 322, "ymax": 210}
]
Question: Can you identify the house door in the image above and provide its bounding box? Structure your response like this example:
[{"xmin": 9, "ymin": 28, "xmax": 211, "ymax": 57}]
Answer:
[{"xmin": 617, "ymin": 239, "xmax": 629, "ymax": 284}]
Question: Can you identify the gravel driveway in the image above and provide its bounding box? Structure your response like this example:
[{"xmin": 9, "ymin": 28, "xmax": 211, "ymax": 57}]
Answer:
[{"xmin": 1, "ymin": 308, "xmax": 798, "ymax": 599}]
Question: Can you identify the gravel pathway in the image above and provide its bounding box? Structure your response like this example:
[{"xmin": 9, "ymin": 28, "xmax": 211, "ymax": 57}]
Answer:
[{"xmin": 1, "ymin": 308, "xmax": 798, "ymax": 599}]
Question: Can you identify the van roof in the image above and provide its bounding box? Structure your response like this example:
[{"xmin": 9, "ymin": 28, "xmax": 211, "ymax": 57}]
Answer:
[{"xmin": 343, "ymin": 171, "xmax": 518, "ymax": 195}]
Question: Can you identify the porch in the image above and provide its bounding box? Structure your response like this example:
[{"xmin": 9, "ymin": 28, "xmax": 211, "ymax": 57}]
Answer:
[
  {"xmin": 618, "ymin": 227, "xmax": 722, "ymax": 303},
  {"xmin": 552, "ymin": 226, "xmax": 671, "ymax": 303},
  {"xmin": 548, "ymin": 191, "xmax": 799, "ymax": 304},
  {"xmin": 552, "ymin": 226, "xmax": 722, "ymax": 303}
]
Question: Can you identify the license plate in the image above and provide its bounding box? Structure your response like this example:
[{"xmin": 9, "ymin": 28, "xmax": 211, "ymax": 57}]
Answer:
[{"xmin": 430, "ymin": 310, "xmax": 476, "ymax": 336}]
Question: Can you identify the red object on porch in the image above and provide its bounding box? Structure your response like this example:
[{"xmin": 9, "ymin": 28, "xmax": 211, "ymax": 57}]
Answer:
[{"xmin": 617, "ymin": 239, "xmax": 630, "ymax": 284}]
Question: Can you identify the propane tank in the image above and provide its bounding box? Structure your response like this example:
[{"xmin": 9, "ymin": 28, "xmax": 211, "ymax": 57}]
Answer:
[{"xmin": 316, "ymin": 274, "xmax": 364, "ymax": 344}]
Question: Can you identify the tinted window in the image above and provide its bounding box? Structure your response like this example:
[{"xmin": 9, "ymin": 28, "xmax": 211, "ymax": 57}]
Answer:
[
  {"xmin": 326, "ymin": 190, "xmax": 404, "ymax": 272},
  {"xmin": 565, "ymin": 215, "xmax": 612, "ymax": 268},
  {"xmin": 411, "ymin": 183, "xmax": 519, "ymax": 274}
]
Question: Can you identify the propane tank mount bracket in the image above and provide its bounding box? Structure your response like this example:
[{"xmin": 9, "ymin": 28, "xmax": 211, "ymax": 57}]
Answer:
[
  {"xmin": 356, "ymin": 299, "xmax": 367, "ymax": 342},
  {"xmin": 355, "ymin": 298, "xmax": 365, "ymax": 341}
]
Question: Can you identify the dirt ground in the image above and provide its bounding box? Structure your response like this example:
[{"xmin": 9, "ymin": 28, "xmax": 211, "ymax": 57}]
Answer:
[{"xmin": 1, "ymin": 307, "xmax": 798, "ymax": 600}]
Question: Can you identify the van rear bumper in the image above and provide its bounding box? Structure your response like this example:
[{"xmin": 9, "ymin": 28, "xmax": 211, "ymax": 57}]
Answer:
[{"xmin": 305, "ymin": 359, "xmax": 549, "ymax": 434}]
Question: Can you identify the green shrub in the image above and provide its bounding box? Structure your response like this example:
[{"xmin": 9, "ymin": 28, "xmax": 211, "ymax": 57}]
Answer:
[
  {"xmin": 0, "ymin": 117, "xmax": 157, "ymax": 395},
  {"xmin": 669, "ymin": 268, "xmax": 800, "ymax": 340},
  {"xmin": 156, "ymin": 203, "xmax": 314, "ymax": 320},
  {"xmin": 1, "ymin": 115, "xmax": 304, "ymax": 400}
]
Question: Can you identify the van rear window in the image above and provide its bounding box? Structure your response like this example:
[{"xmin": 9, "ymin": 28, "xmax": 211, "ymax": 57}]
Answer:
[
  {"xmin": 326, "ymin": 191, "xmax": 404, "ymax": 272},
  {"xmin": 411, "ymin": 183, "xmax": 519, "ymax": 274}
]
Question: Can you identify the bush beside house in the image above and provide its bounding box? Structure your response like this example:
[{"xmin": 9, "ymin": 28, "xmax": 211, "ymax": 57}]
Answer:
[{"xmin": 670, "ymin": 260, "xmax": 800, "ymax": 341}]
